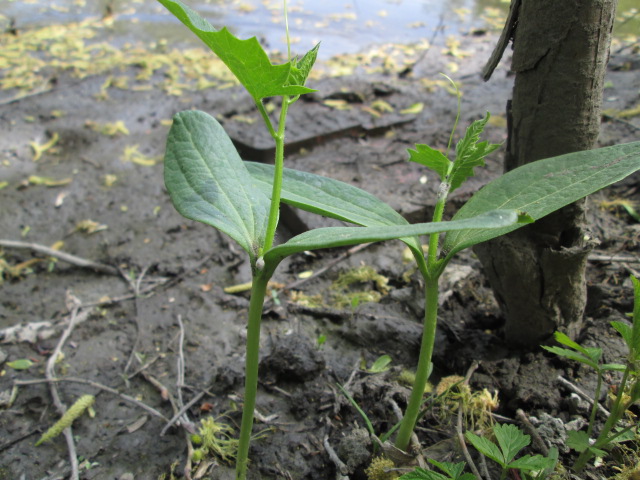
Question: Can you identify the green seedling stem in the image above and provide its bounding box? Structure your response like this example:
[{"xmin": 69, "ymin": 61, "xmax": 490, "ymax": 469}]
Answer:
[
  {"xmin": 235, "ymin": 272, "xmax": 270, "ymax": 477},
  {"xmin": 395, "ymin": 277, "xmax": 439, "ymax": 451}
]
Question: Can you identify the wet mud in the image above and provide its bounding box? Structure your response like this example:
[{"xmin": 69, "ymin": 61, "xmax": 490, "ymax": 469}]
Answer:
[{"xmin": 1, "ymin": 29, "xmax": 639, "ymax": 480}]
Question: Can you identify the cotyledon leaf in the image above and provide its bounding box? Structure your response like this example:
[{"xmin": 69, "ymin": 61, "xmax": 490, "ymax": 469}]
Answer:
[
  {"xmin": 164, "ymin": 110, "xmax": 269, "ymax": 261},
  {"xmin": 158, "ymin": 0, "xmax": 314, "ymax": 101},
  {"xmin": 246, "ymin": 161, "xmax": 425, "ymax": 267},
  {"xmin": 442, "ymin": 141, "xmax": 640, "ymax": 263},
  {"xmin": 263, "ymin": 209, "xmax": 528, "ymax": 268}
]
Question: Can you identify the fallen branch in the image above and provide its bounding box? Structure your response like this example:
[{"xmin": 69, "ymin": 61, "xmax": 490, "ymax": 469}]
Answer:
[
  {"xmin": 14, "ymin": 377, "xmax": 169, "ymax": 422},
  {"xmin": 516, "ymin": 409, "xmax": 549, "ymax": 456},
  {"xmin": 588, "ymin": 252, "xmax": 640, "ymax": 264},
  {"xmin": 43, "ymin": 296, "xmax": 83, "ymax": 480},
  {"xmin": 457, "ymin": 362, "xmax": 485, "ymax": 480},
  {"xmin": 0, "ymin": 239, "xmax": 118, "ymax": 275},
  {"xmin": 557, "ymin": 375, "xmax": 610, "ymax": 419}
]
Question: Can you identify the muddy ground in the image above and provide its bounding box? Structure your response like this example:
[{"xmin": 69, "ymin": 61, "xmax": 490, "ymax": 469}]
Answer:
[{"xmin": 1, "ymin": 25, "xmax": 639, "ymax": 480}]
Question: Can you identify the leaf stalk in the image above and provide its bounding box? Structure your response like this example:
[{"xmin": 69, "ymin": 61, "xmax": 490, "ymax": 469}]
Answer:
[{"xmin": 263, "ymin": 97, "xmax": 291, "ymax": 252}]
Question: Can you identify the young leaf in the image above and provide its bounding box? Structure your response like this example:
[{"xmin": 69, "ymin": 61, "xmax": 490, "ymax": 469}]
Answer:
[
  {"xmin": 493, "ymin": 423, "xmax": 530, "ymax": 464},
  {"xmin": 541, "ymin": 346, "xmax": 600, "ymax": 370},
  {"xmin": 600, "ymin": 363, "xmax": 627, "ymax": 372},
  {"xmin": 263, "ymin": 209, "xmax": 526, "ymax": 268},
  {"xmin": 428, "ymin": 459, "xmax": 474, "ymax": 480},
  {"xmin": 552, "ymin": 331, "xmax": 603, "ymax": 365},
  {"xmin": 157, "ymin": 0, "xmax": 314, "ymax": 101},
  {"xmin": 566, "ymin": 430, "xmax": 591, "ymax": 453},
  {"xmin": 610, "ymin": 321, "xmax": 632, "ymax": 349},
  {"xmin": 408, "ymin": 144, "xmax": 452, "ymax": 182},
  {"xmin": 288, "ymin": 43, "xmax": 320, "ymax": 87},
  {"xmin": 465, "ymin": 431, "xmax": 505, "ymax": 466},
  {"xmin": 508, "ymin": 454, "xmax": 557, "ymax": 472},
  {"xmin": 368, "ymin": 355, "xmax": 392, "ymax": 373},
  {"xmin": 442, "ymin": 141, "xmax": 640, "ymax": 263},
  {"xmin": 449, "ymin": 113, "xmax": 501, "ymax": 192},
  {"xmin": 6, "ymin": 359, "xmax": 34, "ymax": 370},
  {"xmin": 164, "ymin": 110, "xmax": 269, "ymax": 262}
]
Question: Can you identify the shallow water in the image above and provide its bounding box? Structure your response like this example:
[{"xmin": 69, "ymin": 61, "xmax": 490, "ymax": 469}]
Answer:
[{"xmin": 5, "ymin": 0, "xmax": 637, "ymax": 60}]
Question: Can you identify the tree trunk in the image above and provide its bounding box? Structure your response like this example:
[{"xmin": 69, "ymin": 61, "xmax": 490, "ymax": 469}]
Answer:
[{"xmin": 474, "ymin": 0, "xmax": 617, "ymax": 347}]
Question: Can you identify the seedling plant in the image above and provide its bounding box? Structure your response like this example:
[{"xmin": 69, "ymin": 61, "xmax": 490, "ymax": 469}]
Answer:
[
  {"xmin": 158, "ymin": 1, "xmax": 640, "ymax": 477},
  {"xmin": 542, "ymin": 275, "xmax": 640, "ymax": 471},
  {"xmin": 399, "ymin": 424, "xmax": 558, "ymax": 480}
]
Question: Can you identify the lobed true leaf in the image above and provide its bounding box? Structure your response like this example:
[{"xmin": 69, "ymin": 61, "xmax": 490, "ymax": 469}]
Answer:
[
  {"xmin": 408, "ymin": 144, "xmax": 452, "ymax": 182},
  {"xmin": 288, "ymin": 43, "xmax": 320, "ymax": 88},
  {"xmin": 465, "ymin": 431, "xmax": 505, "ymax": 466},
  {"xmin": 158, "ymin": 0, "xmax": 314, "ymax": 101},
  {"xmin": 449, "ymin": 112, "xmax": 501, "ymax": 192},
  {"xmin": 493, "ymin": 423, "xmax": 530, "ymax": 464}
]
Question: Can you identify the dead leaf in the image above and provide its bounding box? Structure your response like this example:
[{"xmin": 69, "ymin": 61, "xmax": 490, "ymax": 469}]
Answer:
[
  {"xmin": 30, "ymin": 133, "xmax": 60, "ymax": 161},
  {"xmin": 400, "ymin": 102, "xmax": 424, "ymax": 115},
  {"xmin": 28, "ymin": 175, "xmax": 72, "ymax": 187}
]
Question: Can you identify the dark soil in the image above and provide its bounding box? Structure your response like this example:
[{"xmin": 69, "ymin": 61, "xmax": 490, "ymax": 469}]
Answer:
[{"xmin": 1, "ymin": 26, "xmax": 639, "ymax": 480}]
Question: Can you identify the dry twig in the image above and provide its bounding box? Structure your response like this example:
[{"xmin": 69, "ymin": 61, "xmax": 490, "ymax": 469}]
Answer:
[
  {"xmin": 515, "ymin": 409, "xmax": 549, "ymax": 456},
  {"xmin": 43, "ymin": 295, "xmax": 83, "ymax": 480},
  {"xmin": 323, "ymin": 433, "xmax": 349, "ymax": 479},
  {"xmin": 457, "ymin": 362, "xmax": 485, "ymax": 480},
  {"xmin": 121, "ymin": 264, "xmax": 151, "ymax": 374},
  {"xmin": 15, "ymin": 377, "xmax": 169, "ymax": 421},
  {"xmin": 0, "ymin": 239, "xmax": 118, "ymax": 275},
  {"xmin": 557, "ymin": 375, "xmax": 610, "ymax": 418}
]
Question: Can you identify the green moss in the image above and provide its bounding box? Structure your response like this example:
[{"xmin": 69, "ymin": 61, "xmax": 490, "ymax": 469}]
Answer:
[{"xmin": 365, "ymin": 456, "xmax": 399, "ymax": 480}]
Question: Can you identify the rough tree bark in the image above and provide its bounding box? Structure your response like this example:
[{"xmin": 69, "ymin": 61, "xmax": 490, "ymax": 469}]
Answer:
[{"xmin": 475, "ymin": 0, "xmax": 618, "ymax": 347}]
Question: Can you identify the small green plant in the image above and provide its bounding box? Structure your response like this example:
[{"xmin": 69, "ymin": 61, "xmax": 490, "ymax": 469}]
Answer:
[
  {"xmin": 542, "ymin": 275, "xmax": 640, "ymax": 471},
  {"xmin": 190, "ymin": 416, "xmax": 238, "ymax": 465},
  {"xmin": 465, "ymin": 423, "xmax": 558, "ymax": 480},
  {"xmin": 158, "ymin": 1, "xmax": 640, "ymax": 477},
  {"xmin": 367, "ymin": 355, "xmax": 393, "ymax": 374}
]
